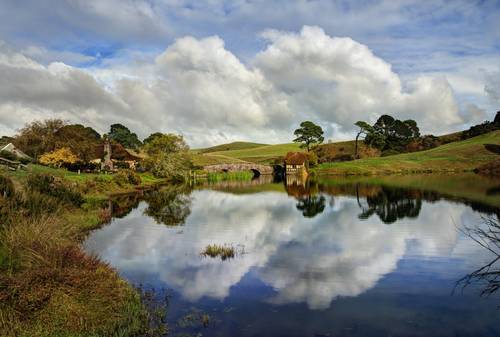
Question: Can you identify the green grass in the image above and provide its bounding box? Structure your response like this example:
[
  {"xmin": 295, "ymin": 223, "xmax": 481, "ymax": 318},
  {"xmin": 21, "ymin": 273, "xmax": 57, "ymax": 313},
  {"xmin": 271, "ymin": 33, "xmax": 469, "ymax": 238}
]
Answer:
[
  {"xmin": 205, "ymin": 171, "xmax": 254, "ymax": 182},
  {"xmin": 208, "ymin": 143, "xmax": 303, "ymax": 164},
  {"xmin": 315, "ymin": 130, "xmax": 500, "ymax": 175},
  {"xmin": 195, "ymin": 141, "xmax": 268, "ymax": 154}
]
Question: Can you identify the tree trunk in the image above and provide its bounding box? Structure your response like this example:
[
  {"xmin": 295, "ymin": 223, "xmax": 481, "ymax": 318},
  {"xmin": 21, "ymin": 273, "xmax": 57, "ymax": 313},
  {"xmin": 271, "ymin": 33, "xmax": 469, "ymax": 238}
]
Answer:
[{"xmin": 354, "ymin": 132, "xmax": 360, "ymax": 158}]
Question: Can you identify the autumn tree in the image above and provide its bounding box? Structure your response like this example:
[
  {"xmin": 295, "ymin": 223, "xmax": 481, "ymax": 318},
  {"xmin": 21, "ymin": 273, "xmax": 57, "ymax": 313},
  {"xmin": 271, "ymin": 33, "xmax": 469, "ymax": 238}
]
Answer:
[
  {"xmin": 293, "ymin": 121, "xmax": 324, "ymax": 151},
  {"xmin": 39, "ymin": 147, "xmax": 79, "ymax": 168}
]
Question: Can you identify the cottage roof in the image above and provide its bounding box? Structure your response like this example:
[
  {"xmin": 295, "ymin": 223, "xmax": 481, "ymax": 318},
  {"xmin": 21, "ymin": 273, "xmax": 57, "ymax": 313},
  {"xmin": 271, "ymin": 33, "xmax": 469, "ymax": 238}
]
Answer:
[
  {"xmin": 1, "ymin": 143, "xmax": 31, "ymax": 159},
  {"xmin": 284, "ymin": 152, "xmax": 308, "ymax": 165}
]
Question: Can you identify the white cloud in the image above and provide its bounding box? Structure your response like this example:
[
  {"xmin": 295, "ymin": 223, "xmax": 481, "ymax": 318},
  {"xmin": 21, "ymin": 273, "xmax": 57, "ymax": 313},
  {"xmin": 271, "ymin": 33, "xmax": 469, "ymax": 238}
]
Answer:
[
  {"xmin": 84, "ymin": 189, "xmax": 483, "ymax": 310},
  {"xmin": 0, "ymin": 27, "xmax": 484, "ymax": 146},
  {"xmin": 255, "ymin": 26, "xmax": 462, "ymax": 134}
]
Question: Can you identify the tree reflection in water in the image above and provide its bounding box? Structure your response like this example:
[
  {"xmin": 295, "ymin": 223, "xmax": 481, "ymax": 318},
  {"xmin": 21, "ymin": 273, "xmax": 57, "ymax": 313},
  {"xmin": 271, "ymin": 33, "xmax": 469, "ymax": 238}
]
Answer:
[
  {"xmin": 143, "ymin": 185, "xmax": 192, "ymax": 226},
  {"xmin": 286, "ymin": 178, "xmax": 326, "ymax": 218},
  {"xmin": 457, "ymin": 215, "xmax": 500, "ymax": 298},
  {"xmin": 296, "ymin": 195, "xmax": 326, "ymax": 218},
  {"xmin": 357, "ymin": 186, "xmax": 422, "ymax": 224}
]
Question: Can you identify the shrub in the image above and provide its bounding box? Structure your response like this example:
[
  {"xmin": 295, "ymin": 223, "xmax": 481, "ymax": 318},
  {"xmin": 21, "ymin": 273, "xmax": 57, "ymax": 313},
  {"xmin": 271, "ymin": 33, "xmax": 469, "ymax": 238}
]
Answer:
[
  {"xmin": 22, "ymin": 191, "xmax": 61, "ymax": 216},
  {"xmin": 0, "ymin": 175, "xmax": 15, "ymax": 198},
  {"xmin": 113, "ymin": 170, "xmax": 141, "ymax": 186},
  {"xmin": 26, "ymin": 173, "xmax": 83, "ymax": 207},
  {"xmin": 39, "ymin": 147, "xmax": 79, "ymax": 168},
  {"xmin": 307, "ymin": 151, "xmax": 319, "ymax": 167},
  {"xmin": 0, "ymin": 150, "xmax": 17, "ymax": 161}
]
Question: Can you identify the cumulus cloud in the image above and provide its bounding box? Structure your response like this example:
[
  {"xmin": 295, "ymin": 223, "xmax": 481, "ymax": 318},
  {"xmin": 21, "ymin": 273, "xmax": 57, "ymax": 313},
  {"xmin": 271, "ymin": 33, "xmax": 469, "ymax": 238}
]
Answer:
[
  {"xmin": 255, "ymin": 26, "xmax": 461, "ymax": 134},
  {"xmin": 0, "ymin": 27, "xmax": 471, "ymax": 146},
  {"xmin": 85, "ymin": 190, "xmax": 483, "ymax": 310}
]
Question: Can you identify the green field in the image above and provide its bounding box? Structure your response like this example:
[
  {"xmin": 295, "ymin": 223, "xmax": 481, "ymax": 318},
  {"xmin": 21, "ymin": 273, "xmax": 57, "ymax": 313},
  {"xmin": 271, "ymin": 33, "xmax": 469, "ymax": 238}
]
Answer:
[
  {"xmin": 315, "ymin": 130, "xmax": 500, "ymax": 175},
  {"xmin": 196, "ymin": 141, "xmax": 268, "ymax": 154},
  {"xmin": 206, "ymin": 143, "xmax": 303, "ymax": 164}
]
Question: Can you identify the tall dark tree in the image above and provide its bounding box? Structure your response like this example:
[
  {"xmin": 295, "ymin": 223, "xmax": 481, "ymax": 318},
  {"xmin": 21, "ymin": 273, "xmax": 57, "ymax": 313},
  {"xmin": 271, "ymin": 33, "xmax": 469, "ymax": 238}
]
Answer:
[
  {"xmin": 354, "ymin": 121, "xmax": 373, "ymax": 158},
  {"xmin": 293, "ymin": 121, "xmax": 324, "ymax": 151},
  {"xmin": 108, "ymin": 123, "xmax": 142, "ymax": 149},
  {"xmin": 363, "ymin": 115, "xmax": 420, "ymax": 153}
]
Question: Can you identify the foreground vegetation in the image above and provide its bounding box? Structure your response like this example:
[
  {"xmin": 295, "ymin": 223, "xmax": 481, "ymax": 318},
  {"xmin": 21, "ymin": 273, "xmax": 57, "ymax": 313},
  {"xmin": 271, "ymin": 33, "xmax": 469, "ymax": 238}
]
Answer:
[
  {"xmin": 315, "ymin": 130, "xmax": 500, "ymax": 175},
  {"xmin": 0, "ymin": 167, "xmax": 165, "ymax": 337},
  {"xmin": 201, "ymin": 244, "xmax": 237, "ymax": 260}
]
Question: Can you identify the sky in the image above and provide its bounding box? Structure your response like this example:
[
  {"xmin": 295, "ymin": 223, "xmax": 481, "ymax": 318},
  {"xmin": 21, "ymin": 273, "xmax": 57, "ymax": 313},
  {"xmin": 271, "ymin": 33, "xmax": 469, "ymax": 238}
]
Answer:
[{"xmin": 0, "ymin": 0, "xmax": 499, "ymax": 147}]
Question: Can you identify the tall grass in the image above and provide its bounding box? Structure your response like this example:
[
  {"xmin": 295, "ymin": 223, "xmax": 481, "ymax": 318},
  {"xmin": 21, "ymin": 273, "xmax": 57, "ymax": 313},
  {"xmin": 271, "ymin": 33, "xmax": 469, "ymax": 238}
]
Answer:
[
  {"xmin": 0, "ymin": 174, "xmax": 159, "ymax": 336},
  {"xmin": 206, "ymin": 171, "xmax": 254, "ymax": 182}
]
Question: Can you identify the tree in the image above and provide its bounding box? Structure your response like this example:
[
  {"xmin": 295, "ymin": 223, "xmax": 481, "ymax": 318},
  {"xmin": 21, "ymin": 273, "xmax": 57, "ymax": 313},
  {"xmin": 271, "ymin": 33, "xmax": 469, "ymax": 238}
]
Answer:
[
  {"xmin": 143, "ymin": 133, "xmax": 189, "ymax": 156},
  {"xmin": 293, "ymin": 121, "xmax": 324, "ymax": 151},
  {"xmin": 14, "ymin": 119, "xmax": 66, "ymax": 159},
  {"xmin": 108, "ymin": 123, "xmax": 142, "ymax": 149},
  {"xmin": 354, "ymin": 121, "xmax": 373, "ymax": 158},
  {"xmin": 143, "ymin": 133, "xmax": 192, "ymax": 181},
  {"xmin": 143, "ymin": 132, "xmax": 164, "ymax": 145},
  {"xmin": 363, "ymin": 115, "xmax": 420, "ymax": 153},
  {"xmin": 39, "ymin": 147, "xmax": 79, "ymax": 168},
  {"xmin": 54, "ymin": 124, "xmax": 101, "ymax": 162}
]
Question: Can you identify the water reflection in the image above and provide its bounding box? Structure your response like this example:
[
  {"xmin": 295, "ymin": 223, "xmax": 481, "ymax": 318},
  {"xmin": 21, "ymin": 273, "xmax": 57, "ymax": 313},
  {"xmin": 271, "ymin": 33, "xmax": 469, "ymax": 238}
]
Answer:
[
  {"xmin": 358, "ymin": 186, "xmax": 422, "ymax": 223},
  {"xmin": 143, "ymin": 185, "xmax": 192, "ymax": 226},
  {"xmin": 84, "ymin": 176, "xmax": 500, "ymax": 336}
]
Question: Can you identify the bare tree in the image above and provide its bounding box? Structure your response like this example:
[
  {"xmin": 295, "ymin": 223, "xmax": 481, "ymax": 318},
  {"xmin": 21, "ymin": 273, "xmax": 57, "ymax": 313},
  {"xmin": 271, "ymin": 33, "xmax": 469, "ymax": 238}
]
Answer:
[{"xmin": 455, "ymin": 216, "xmax": 500, "ymax": 298}]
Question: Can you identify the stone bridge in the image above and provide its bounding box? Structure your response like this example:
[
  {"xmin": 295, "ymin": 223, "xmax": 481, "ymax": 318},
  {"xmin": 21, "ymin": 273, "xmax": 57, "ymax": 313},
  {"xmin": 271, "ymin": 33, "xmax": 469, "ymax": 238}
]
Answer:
[{"xmin": 204, "ymin": 163, "xmax": 274, "ymax": 176}]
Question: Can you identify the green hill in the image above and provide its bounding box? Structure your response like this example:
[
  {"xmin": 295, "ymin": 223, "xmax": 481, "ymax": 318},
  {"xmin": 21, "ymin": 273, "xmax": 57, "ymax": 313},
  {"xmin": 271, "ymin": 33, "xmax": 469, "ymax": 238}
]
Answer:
[
  {"xmin": 315, "ymin": 130, "xmax": 500, "ymax": 175},
  {"xmin": 209, "ymin": 143, "xmax": 303, "ymax": 164},
  {"xmin": 196, "ymin": 141, "xmax": 268, "ymax": 154}
]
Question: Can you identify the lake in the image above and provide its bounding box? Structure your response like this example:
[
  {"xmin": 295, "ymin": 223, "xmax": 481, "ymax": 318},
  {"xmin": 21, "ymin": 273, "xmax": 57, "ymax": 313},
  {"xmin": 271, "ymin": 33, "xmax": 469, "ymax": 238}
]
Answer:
[{"xmin": 84, "ymin": 174, "xmax": 500, "ymax": 337}]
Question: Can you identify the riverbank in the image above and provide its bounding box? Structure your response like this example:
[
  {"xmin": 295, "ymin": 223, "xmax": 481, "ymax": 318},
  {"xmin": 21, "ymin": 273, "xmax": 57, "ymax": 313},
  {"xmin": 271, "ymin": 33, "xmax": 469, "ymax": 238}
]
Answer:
[
  {"xmin": 0, "ymin": 166, "xmax": 166, "ymax": 337},
  {"xmin": 314, "ymin": 130, "xmax": 500, "ymax": 175}
]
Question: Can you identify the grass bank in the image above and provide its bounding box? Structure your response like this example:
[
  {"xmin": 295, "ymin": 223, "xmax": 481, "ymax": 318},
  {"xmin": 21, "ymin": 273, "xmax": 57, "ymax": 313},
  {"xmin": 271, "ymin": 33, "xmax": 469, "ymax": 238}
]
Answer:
[
  {"xmin": 314, "ymin": 131, "xmax": 500, "ymax": 175},
  {"xmin": 193, "ymin": 143, "xmax": 303, "ymax": 165},
  {"xmin": 0, "ymin": 166, "xmax": 166, "ymax": 337}
]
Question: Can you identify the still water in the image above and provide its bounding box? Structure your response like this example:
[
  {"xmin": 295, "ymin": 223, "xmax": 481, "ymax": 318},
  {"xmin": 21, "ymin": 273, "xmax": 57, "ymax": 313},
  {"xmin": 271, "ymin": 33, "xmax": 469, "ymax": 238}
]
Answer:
[{"xmin": 84, "ymin": 174, "xmax": 500, "ymax": 337}]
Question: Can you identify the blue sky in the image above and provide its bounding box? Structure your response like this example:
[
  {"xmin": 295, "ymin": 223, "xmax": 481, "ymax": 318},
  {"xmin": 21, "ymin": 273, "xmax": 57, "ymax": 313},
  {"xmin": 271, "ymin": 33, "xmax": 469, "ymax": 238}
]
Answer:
[{"xmin": 0, "ymin": 0, "xmax": 499, "ymax": 146}]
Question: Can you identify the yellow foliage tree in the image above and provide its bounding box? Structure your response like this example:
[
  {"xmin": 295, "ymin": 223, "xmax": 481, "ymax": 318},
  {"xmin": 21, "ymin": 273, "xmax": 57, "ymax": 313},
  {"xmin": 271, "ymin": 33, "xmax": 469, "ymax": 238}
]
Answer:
[{"xmin": 39, "ymin": 147, "xmax": 79, "ymax": 168}]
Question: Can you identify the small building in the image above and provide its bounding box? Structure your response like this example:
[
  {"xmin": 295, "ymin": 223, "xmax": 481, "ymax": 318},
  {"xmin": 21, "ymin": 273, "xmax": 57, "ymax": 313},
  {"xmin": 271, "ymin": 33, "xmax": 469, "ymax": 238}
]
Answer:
[
  {"xmin": 0, "ymin": 143, "xmax": 32, "ymax": 160},
  {"xmin": 92, "ymin": 141, "xmax": 144, "ymax": 171},
  {"xmin": 284, "ymin": 152, "xmax": 308, "ymax": 177}
]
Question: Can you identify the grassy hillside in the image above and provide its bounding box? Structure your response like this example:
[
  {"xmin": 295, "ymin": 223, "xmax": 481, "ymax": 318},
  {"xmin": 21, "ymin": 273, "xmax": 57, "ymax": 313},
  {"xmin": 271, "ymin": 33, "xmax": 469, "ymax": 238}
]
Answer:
[
  {"xmin": 314, "ymin": 140, "xmax": 380, "ymax": 160},
  {"xmin": 196, "ymin": 141, "xmax": 268, "ymax": 154},
  {"xmin": 191, "ymin": 153, "xmax": 250, "ymax": 166},
  {"xmin": 208, "ymin": 143, "xmax": 303, "ymax": 164},
  {"xmin": 315, "ymin": 130, "xmax": 500, "ymax": 175}
]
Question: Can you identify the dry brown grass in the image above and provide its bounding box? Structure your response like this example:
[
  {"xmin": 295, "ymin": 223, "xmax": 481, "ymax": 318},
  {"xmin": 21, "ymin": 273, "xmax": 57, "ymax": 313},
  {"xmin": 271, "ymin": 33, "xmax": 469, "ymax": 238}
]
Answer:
[{"xmin": 0, "ymin": 175, "xmax": 153, "ymax": 337}]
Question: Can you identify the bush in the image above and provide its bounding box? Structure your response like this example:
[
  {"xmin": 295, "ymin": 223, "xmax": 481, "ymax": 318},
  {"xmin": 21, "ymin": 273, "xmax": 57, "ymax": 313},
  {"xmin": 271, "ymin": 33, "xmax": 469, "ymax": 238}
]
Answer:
[
  {"xmin": 0, "ymin": 150, "xmax": 17, "ymax": 161},
  {"xmin": 26, "ymin": 173, "xmax": 84, "ymax": 207},
  {"xmin": 0, "ymin": 175, "xmax": 15, "ymax": 198},
  {"xmin": 113, "ymin": 170, "xmax": 142, "ymax": 186},
  {"xmin": 307, "ymin": 151, "xmax": 319, "ymax": 167},
  {"xmin": 22, "ymin": 191, "xmax": 61, "ymax": 216}
]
